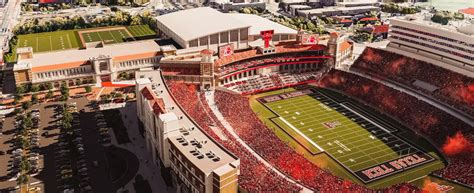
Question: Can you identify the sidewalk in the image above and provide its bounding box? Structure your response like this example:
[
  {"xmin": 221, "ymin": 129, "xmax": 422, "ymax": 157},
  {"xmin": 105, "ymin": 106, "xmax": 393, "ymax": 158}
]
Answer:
[{"xmin": 112, "ymin": 102, "xmax": 174, "ymax": 193}]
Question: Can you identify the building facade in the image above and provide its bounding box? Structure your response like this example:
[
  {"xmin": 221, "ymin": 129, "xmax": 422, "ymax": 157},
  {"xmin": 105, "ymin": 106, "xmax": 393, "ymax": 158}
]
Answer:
[
  {"xmin": 388, "ymin": 18, "xmax": 474, "ymax": 73},
  {"xmin": 12, "ymin": 40, "xmax": 168, "ymax": 88},
  {"xmin": 135, "ymin": 70, "xmax": 240, "ymax": 193}
]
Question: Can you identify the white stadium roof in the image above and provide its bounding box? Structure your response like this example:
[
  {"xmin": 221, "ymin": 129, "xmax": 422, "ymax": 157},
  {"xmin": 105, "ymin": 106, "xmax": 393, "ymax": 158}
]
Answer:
[
  {"xmin": 228, "ymin": 13, "xmax": 297, "ymax": 36},
  {"xmin": 155, "ymin": 7, "xmax": 251, "ymax": 41},
  {"xmin": 155, "ymin": 7, "xmax": 298, "ymax": 42}
]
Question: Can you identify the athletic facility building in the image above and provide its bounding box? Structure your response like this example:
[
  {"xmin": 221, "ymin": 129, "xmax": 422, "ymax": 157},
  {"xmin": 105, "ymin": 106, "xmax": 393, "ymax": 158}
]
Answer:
[
  {"xmin": 155, "ymin": 7, "xmax": 298, "ymax": 50},
  {"xmin": 13, "ymin": 40, "xmax": 167, "ymax": 87},
  {"xmin": 388, "ymin": 16, "xmax": 474, "ymax": 75}
]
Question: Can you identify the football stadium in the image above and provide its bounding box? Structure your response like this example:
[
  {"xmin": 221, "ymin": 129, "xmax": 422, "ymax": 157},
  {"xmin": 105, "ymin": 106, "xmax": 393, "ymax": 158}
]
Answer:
[
  {"xmin": 6, "ymin": 6, "xmax": 472, "ymax": 193},
  {"xmin": 131, "ymin": 8, "xmax": 473, "ymax": 193}
]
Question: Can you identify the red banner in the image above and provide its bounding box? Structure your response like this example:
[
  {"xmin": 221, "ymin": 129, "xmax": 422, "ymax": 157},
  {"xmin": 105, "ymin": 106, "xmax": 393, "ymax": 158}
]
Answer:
[
  {"xmin": 219, "ymin": 44, "xmax": 234, "ymax": 58},
  {"xmin": 301, "ymin": 34, "xmax": 319, "ymax": 45}
]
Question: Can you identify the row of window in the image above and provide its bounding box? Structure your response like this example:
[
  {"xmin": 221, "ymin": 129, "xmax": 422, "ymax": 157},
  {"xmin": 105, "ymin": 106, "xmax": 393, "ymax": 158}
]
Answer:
[
  {"xmin": 188, "ymin": 28, "xmax": 249, "ymax": 48},
  {"xmin": 118, "ymin": 57, "xmax": 160, "ymax": 68},
  {"xmin": 169, "ymin": 148, "xmax": 205, "ymax": 193},
  {"xmin": 391, "ymin": 35, "xmax": 474, "ymax": 61},
  {"xmin": 391, "ymin": 30, "xmax": 474, "ymax": 54},
  {"xmin": 391, "ymin": 25, "xmax": 474, "ymax": 48},
  {"xmin": 35, "ymin": 67, "xmax": 89, "ymax": 79}
]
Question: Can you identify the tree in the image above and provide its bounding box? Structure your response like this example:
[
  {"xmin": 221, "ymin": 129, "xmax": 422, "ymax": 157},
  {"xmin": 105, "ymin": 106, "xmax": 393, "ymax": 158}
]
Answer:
[
  {"xmin": 76, "ymin": 79, "xmax": 83, "ymax": 86},
  {"xmin": 17, "ymin": 173, "xmax": 29, "ymax": 192},
  {"xmin": 46, "ymin": 90, "xmax": 54, "ymax": 99},
  {"xmin": 16, "ymin": 85, "xmax": 25, "ymax": 95},
  {"xmin": 115, "ymin": 93, "xmax": 124, "ymax": 99},
  {"xmin": 60, "ymin": 82, "xmax": 69, "ymax": 101},
  {"xmin": 23, "ymin": 115, "xmax": 33, "ymax": 129},
  {"xmin": 31, "ymin": 94, "xmax": 38, "ymax": 104},
  {"xmin": 46, "ymin": 82, "xmax": 53, "ymax": 90},
  {"xmin": 30, "ymin": 85, "xmax": 40, "ymax": 93},
  {"xmin": 20, "ymin": 156, "xmax": 31, "ymax": 172},
  {"xmin": 22, "ymin": 101, "xmax": 31, "ymax": 110},
  {"xmin": 85, "ymin": 86, "xmax": 92, "ymax": 93}
]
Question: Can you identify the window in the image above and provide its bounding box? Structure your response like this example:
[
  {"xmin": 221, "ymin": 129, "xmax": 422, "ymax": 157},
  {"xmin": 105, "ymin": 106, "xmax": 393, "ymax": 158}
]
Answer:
[
  {"xmin": 199, "ymin": 37, "xmax": 208, "ymax": 46},
  {"xmin": 230, "ymin": 30, "xmax": 238, "ymax": 42},
  {"xmin": 220, "ymin": 32, "xmax": 229, "ymax": 43},
  {"xmin": 240, "ymin": 28, "xmax": 248, "ymax": 41},
  {"xmin": 189, "ymin": 39, "xmax": 198, "ymax": 47},
  {"xmin": 210, "ymin": 34, "xmax": 218, "ymax": 45}
]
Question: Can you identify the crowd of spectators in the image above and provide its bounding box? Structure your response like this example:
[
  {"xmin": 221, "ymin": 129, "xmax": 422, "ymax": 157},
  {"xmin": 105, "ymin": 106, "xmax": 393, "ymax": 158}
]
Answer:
[
  {"xmin": 167, "ymin": 81, "xmax": 302, "ymax": 192},
  {"xmin": 350, "ymin": 47, "xmax": 474, "ymax": 116},
  {"xmin": 213, "ymin": 89, "xmax": 423, "ymax": 192},
  {"xmin": 319, "ymin": 70, "xmax": 474, "ymax": 186}
]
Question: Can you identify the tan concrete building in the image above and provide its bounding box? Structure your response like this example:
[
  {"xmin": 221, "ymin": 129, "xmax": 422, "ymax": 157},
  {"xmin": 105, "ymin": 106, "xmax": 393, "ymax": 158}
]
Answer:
[
  {"xmin": 12, "ymin": 40, "xmax": 169, "ymax": 88},
  {"xmin": 388, "ymin": 16, "xmax": 474, "ymax": 75},
  {"xmin": 135, "ymin": 69, "xmax": 240, "ymax": 193}
]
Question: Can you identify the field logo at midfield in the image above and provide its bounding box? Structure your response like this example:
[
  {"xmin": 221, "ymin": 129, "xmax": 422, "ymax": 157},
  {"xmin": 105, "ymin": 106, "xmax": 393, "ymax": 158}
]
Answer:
[{"xmin": 322, "ymin": 121, "xmax": 341, "ymax": 129}]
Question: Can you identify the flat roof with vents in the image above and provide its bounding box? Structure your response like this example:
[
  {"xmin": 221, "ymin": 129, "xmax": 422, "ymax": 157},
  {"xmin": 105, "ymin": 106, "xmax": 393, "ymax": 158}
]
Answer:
[{"xmin": 136, "ymin": 70, "xmax": 239, "ymax": 174}]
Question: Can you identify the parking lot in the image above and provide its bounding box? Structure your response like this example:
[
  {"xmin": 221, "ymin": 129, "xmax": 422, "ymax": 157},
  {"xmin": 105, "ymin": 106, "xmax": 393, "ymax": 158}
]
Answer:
[{"xmin": 0, "ymin": 97, "xmax": 138, "ymax": 192}]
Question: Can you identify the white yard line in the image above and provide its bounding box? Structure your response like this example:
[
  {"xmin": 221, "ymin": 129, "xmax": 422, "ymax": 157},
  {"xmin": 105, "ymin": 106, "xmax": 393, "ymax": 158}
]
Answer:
[
  {"xmin": 66, "ymin": 34, "xmax": 72, "ymax": 48},
  {"xmin": 49, "ymin": 36, "xmax": 53, "ymax": 51},
  {"xmin": 279, "ymin": 117, "xmax": 324, "ymax": 152}
]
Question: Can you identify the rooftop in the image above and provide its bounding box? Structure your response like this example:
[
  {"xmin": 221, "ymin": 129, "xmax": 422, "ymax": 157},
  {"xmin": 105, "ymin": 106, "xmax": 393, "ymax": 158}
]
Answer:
[
  {"xmin": 155, "ymin": 7, "xmax": 250, "ymax": 42},
  {"xmin": 390, "ymin": 14, "xmax": 474, "ymax": 39},
  {"xmin": 298, "ymin": 6, "xmax": 379, "ymax": 15},
  {"xmin": 136, "ymin": 70, "xmax": 239, "ymax": 174},
  {"xmin": 459, "ymin": 7, "xmax": 474, "ymax": 15},
  {"xmin": 227, "ymin": 13, "xmax": 297, "ymax": 36}
]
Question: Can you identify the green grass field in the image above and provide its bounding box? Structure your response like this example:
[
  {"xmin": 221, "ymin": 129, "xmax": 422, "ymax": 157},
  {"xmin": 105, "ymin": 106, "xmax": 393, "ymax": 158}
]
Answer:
[
  {"xmin": 126, "ymin": 25, "xmax": 157, "ymax": 38},
  {"xmin": 17, "ymin": 30, "xmax": 82, "ymax": 53},
  {"xmin": 81, "ymin": 29, "xmax": 132, "ymax": 44},
  {"xmin": 249, "ymin": 87, "xmax": 454, "ymax": 190}
]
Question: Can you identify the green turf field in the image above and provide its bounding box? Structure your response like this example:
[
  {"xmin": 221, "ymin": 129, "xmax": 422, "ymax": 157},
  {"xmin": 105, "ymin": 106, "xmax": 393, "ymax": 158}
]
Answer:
[
  {"xmin": 17, "ymin": 30, "xmax": 82, "ymax": 53},
  {"xmin": 126, "ymin": 25, "xmax": 157, "ymax": 38},
  {"xmin": 81, "ymin": 29, "xmax": 132, "ymax": 44},
  {"xmin": 250, "ymin": 87, "xmax": 450, "ymax": 189},
  {"xmin": 261, "ymin": 89, "xmax": 435, "ymax": 179}
]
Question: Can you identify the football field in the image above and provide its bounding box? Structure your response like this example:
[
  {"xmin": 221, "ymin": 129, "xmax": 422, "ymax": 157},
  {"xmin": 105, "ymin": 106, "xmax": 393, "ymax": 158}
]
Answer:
[
  {"xmin": 126, "ymin": 25, "xmax": 157, "ymax": 38},
  {"xmin": 80, "ymin": 28, "xmax": 133, "ymax": 44},
  {"xmin": 258, "ymin": 89, "xmax": 435, "ymax": 183},
  {"xmin": 17, "ymin": 30, "xmax": 81, "ymax": 53}
]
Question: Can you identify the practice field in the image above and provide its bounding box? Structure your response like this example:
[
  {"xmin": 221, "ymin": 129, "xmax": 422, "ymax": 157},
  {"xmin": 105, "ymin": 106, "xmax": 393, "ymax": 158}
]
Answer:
[
  {"xmin": 126, "ymin": 25, "xmax": 156, "ymax": 38},
  {"xmin": 17, "ymin": 30, "xmax": 82, "ymax": 53},
  {"xmin": 258, "ymin": 89, "xmax": 436, "ymax": 184},
  {"xmin": 80, "ymin": 28, "xmax": 133, "ymax": 44}
]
